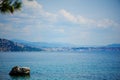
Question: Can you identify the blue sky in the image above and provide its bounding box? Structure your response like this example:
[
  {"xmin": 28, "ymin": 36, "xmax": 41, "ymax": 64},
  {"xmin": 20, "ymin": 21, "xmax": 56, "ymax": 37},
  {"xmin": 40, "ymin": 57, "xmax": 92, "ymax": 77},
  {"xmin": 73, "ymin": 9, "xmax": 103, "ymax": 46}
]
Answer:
[{"xmin": 0, "ymin": 0, "xmax": 120, "ymax": 46}]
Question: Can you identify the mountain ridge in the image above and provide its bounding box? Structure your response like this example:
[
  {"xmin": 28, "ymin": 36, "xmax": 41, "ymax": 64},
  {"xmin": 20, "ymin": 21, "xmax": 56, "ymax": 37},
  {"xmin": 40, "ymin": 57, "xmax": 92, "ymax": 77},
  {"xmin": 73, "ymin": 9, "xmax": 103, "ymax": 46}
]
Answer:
[
  {"xmin": 12, "ymin": 39, "xmax": 120, "ymax": 48},
  {"xmin": 12, "ymin": 39, "xmax": 74, "ymax": 48},
  {"xmin": 0, "ymin": 38, "xmax": 42, "ymax": 52},
  {"xmin": 0, "ymin": 38, "xmax": 120, "ymax": 52}
]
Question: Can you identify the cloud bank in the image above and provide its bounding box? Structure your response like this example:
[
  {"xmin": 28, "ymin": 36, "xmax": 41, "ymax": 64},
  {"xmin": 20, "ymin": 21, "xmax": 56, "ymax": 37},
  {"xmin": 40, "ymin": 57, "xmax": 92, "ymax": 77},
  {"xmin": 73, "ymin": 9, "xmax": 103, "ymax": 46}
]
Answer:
[{"xmin": 59, "ymin": 9, "xmax": 119, "ymax": 28}]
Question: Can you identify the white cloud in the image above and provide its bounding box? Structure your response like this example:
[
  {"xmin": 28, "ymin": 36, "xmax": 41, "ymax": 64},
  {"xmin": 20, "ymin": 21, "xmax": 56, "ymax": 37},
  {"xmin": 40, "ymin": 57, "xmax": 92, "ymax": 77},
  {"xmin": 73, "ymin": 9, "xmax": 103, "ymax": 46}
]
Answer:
[
  {"xmin": 6, "ymin": 1, "xmax": 119, "ymax": 28},
  {"xmin": 23, "ymin": 0, "xmax": 43, "ymax": 9},
  {"xmin": 97, "ymin": 19, "xmax": 119, "ymax": 28},
  {"xmin": 59, "ymin": 9, "xmax": 120, "ymax": 28},
  {"xmin": 78, "ymin": 16, "xmax": 95, "ymax": 25},
  {"xmin": 59, "ymin": 9, "xmax": 77, "ymax": 23},
  {"xmin": 78, "ymin": 16, "xmax": 87, "ymax": 24},
  {"xmin": 3, "ymin": 0, "xmax": 58, "ymax": 27},
  {"xmin": 22, "ymin": 0, "xmax": 57, "ymax": 22}
]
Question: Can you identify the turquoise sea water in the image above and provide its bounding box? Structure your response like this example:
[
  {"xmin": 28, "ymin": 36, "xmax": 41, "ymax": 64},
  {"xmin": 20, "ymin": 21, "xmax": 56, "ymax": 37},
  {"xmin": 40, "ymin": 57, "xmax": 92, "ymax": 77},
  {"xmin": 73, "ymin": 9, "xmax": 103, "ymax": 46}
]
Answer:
[{"xmin": 0, "ymin": 51, "xmax": 120, "ymax": 80}]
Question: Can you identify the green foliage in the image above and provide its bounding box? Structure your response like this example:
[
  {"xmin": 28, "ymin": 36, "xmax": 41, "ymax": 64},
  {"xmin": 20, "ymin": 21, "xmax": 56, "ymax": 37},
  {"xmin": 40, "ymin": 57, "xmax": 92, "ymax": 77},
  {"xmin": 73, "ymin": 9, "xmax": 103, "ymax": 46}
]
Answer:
[{"xmin": 0, "ymin": 0, "xmax": 22, "ymax": 14}]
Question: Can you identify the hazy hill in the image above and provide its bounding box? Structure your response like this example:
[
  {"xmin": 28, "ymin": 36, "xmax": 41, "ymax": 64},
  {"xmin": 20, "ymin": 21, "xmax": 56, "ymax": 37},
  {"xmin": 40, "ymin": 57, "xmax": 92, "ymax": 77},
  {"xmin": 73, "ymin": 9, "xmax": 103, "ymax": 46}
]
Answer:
[
  {"xmin": 12, "ymin": 39, "xmax": 120, "ymax": 48},
  {"xmin": 0, "ymin": 38, "xmax": 119, "ymax": 52},
  {"xmin": 107, "ymin": 44, "xmax": 120, "ymax": 47},
  {"xmin": 0, "ymin": 38, "xmax": 42, "ymax": 52},
  {"xmin": 12, "ymin": 39, "xmax": 74, "ymax": 48}
]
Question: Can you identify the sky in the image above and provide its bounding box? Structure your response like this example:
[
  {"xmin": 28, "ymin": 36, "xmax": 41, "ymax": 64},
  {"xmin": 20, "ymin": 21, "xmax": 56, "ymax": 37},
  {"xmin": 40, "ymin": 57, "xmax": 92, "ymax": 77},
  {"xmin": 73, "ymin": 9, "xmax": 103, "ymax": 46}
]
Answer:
[{"xmin": 0, "ymin": 0, "xmax": 120, "ymax": 46}]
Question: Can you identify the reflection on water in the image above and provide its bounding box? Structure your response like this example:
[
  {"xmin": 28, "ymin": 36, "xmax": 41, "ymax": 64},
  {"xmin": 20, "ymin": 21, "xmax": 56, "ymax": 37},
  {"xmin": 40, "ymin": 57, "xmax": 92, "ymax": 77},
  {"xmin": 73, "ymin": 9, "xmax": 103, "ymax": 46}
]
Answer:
[{"xmin": 10, "ymin": 75, "xmax": 30, "ymax": 80}]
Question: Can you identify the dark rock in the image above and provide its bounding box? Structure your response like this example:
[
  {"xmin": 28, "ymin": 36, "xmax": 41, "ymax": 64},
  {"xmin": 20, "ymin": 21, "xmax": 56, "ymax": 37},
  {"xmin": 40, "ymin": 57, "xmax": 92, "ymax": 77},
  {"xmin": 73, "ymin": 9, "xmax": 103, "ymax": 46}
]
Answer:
[{"xmin": 9, "ymin": 66, "xmax": 30, "ymax": 76}]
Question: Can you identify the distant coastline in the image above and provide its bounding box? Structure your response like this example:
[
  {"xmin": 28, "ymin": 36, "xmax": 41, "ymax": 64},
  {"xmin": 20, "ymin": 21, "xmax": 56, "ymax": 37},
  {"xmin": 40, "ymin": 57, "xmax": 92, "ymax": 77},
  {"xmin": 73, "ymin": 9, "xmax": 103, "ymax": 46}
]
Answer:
[
  {"xmin": 0, "ymin": 38, "xmax": 42, "ymax": 52},
  {"xmin": 0, "ymin": 38, "xmax": 120, "ymax": 52}
]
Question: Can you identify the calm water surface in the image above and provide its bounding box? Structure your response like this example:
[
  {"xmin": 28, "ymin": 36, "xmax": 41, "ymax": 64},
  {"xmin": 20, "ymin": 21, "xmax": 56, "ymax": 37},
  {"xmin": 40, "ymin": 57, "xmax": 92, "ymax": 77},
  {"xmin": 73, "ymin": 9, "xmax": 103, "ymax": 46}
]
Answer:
[{"xmin": 0, "ymin": 51, "xmax": 120, "ymax": 80}]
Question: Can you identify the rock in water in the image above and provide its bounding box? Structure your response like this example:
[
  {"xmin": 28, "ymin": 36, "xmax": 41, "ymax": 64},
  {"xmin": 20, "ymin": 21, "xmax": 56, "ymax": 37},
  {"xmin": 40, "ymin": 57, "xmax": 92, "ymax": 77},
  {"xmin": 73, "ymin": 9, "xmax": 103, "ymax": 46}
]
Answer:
[{"xmin": 9, "ymin": 66, "xmax": 30, "ymax": 76}]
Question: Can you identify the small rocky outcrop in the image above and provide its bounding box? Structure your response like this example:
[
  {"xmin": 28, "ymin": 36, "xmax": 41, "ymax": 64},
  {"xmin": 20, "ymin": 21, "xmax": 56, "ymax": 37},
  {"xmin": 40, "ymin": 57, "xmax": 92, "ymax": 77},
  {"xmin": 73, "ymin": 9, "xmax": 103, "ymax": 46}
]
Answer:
[{"xmin": 9, "ymin": 66, "xmax": 30, "ymax": 76}]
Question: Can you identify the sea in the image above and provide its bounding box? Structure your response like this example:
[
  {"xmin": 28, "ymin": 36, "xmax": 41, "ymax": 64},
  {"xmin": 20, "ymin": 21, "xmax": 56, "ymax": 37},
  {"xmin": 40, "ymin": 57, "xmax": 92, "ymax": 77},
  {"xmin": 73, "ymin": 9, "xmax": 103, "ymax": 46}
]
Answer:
[{"xmin": 0, "ymin": 51, "xmax": 120, "ymax": 80}]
